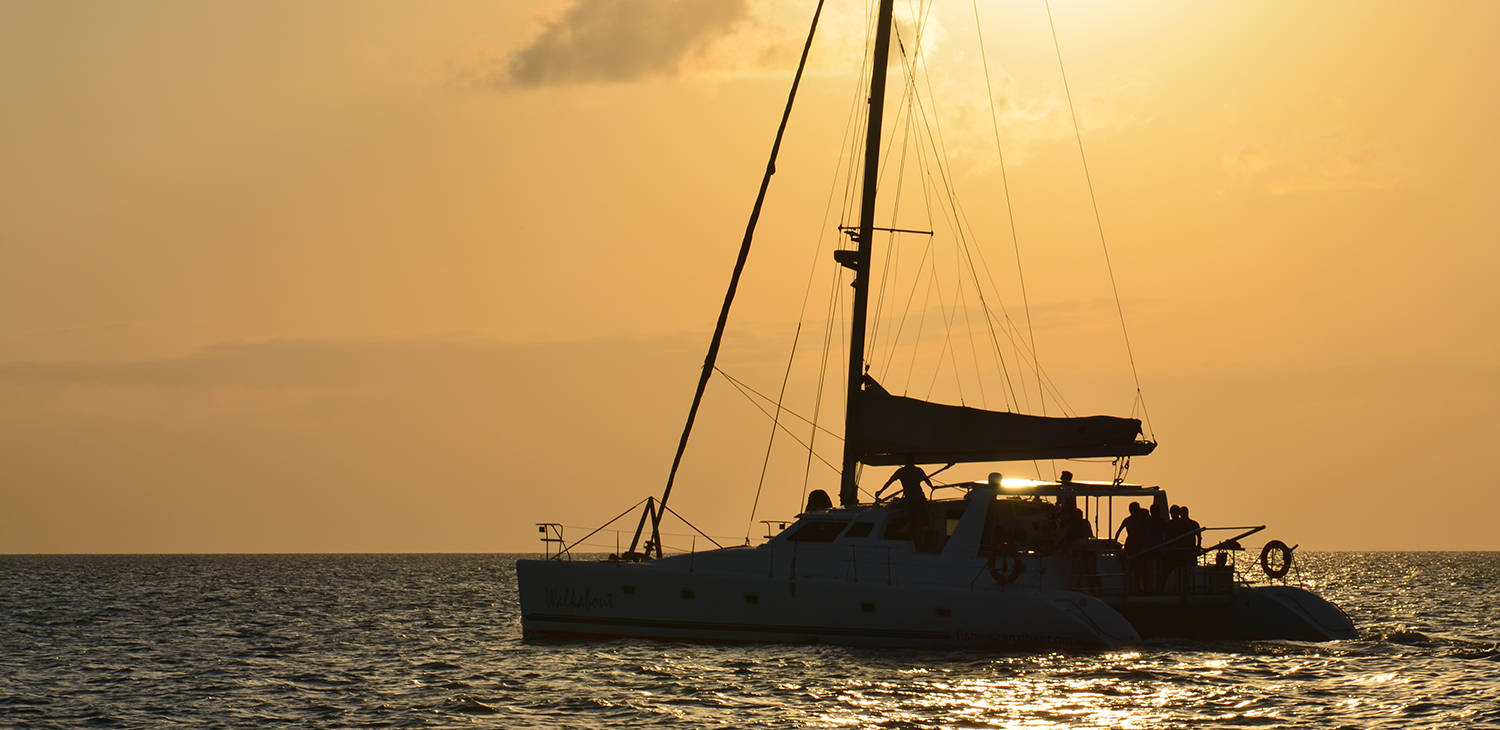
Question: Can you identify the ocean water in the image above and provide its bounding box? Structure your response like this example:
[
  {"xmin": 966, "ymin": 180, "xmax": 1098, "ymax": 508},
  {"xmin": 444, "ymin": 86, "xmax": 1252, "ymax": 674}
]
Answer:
[{"xmin": 2, "ymin": 553, "xmax": 1497, "ymax": 728}]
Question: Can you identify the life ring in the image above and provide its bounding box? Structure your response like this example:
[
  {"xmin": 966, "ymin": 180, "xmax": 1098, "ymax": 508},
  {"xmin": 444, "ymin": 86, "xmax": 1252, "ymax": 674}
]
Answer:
[
  {"xmin": 987, "ymin": 542, "xmax": 1024, "ymax": 584},
  {"xmin": 1260, "ymin": 540, "xmax": 1294, "ymax": 579}
]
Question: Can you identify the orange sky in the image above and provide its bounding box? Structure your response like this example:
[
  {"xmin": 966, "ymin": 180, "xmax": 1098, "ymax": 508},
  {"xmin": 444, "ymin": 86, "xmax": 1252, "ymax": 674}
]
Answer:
[{"xmin": 2, "ymin": 0, "xmax": 1498, "ymax": 552}]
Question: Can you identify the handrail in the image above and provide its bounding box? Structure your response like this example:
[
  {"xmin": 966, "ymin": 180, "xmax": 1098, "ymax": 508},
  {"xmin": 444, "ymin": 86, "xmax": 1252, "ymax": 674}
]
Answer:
[
  {"xmin": 1130, "ymin": 526, "xmax": 1208, "ymax": 560},
  {"xmin": 1202, "ymin": 525, "xmax": 1266, "ymax": 553}
]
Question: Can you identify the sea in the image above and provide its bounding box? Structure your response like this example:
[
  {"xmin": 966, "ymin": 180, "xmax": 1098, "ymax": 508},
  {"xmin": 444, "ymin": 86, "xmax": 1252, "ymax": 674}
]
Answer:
[{"xmin": 2, "ymin": 553, "xmax": 1496, "ymax": 729}]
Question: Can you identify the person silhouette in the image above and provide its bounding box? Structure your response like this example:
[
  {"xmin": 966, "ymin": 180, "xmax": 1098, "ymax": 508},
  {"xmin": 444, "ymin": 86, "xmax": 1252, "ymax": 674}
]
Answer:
[
  {"xmin": 1114, "ymin": 502, "xmax": 1155, "ymax": 592},
  {"xmin": 879, "ymin": 457, "xmax": 935, "ymax": 549}
]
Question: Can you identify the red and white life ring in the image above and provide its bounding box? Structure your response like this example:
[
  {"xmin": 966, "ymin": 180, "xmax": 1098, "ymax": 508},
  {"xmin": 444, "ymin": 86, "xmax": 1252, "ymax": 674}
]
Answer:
[{"xmin": 987, "ymin": 542, "xmax": 1024, "ymax": 584}]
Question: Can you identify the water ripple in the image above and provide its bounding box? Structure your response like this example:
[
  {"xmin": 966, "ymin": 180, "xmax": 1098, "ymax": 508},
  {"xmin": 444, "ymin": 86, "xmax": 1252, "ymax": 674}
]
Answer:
[{"xmin": 2, "ymin": 553, "xmax": 1498, "ymax": 728}]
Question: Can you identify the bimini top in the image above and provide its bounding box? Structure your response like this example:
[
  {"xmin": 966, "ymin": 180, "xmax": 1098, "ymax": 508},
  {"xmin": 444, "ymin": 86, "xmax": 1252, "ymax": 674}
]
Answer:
[{"xmin": 852, "ymin": 377, "xmax": 1156, "ymax": 467}]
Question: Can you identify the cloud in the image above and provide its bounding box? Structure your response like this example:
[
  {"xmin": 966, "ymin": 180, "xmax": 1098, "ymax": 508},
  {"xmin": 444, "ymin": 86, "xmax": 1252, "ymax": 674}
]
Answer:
[
  {"xmin": 1224, "ymin": 131, "xmax": 1399, "ymax": 194},
  {"xmin": 489, "ymin": 0, "xmax": 751, "ymax": 88},
  {"xmin": 902, "ymin": 67, "xmax": 1158, "ymax": 171},
  {"xmin": 457, "ymin": 0, "xmax": 902, "ymax": 90}
]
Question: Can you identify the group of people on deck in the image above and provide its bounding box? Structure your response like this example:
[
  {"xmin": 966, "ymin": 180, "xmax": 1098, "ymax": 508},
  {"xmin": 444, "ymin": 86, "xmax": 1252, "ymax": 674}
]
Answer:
[
  {"xmin": 869, "ymin": 460, "xmax": 1204, "ymax": 592},
  {"xmin": 1114, "ymin": 501, "xmax": 1203, "ymax": 592}
]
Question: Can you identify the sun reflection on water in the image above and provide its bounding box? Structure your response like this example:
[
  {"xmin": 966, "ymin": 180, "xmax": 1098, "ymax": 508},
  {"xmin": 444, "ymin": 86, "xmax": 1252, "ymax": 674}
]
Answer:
[{"xmin": 809, "ymin": 651, "xmax": 1238, "ymax": 729}]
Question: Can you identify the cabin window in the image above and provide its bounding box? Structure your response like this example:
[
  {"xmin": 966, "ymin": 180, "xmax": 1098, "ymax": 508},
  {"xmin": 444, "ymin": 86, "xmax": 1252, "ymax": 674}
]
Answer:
[
  {"xmin": 981, "ymin": 497, "xmax": 1060, "ymax": 552},
  {"xmin": 787, "ymin": 520, "xmax": 850, "ymax": 542},
  {"xmin": 860, "ymin": 602, "xmax": 876, "ymax": 613},
  {"xmin": 881, "ymin": 515, "xmax": 911, "ymax": 541},
  {"xmin": 681, "ymin": 590, "xmax": 695, "ymax": 600},
  {"xmin": 844, "ymin": 522, "xmax": 875, "ymax": 538},
  {"xmin": 744, "ymin": 594, "xmax": 759, "ymax": 604},
  {"xmin": 935, "ymin": 607, "xmax": 952, "ymax": 618},
  {"xmin": 622, "ymin": 584, "xmax": 635, "ymax": 595}
]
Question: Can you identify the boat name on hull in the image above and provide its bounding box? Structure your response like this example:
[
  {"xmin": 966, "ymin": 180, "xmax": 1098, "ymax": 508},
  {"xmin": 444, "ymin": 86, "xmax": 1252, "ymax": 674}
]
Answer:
[{"xmin": 545, "ymin": 587, "xmax": 613, "ymax": 611}]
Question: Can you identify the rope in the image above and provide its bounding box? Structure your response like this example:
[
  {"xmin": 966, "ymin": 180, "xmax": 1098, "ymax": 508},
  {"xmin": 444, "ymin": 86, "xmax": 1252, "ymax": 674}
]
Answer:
[
  {"xmin": 1044, "ymin": 0, "xmax": 1153, "ymax": 437},
  {"xmin": 716, "ymin": 368, "xmax": 842, "ymax": 440},
  {"xmin": 801, "ymin": 266, "xmax": 844, "ymax": 513},
  {"xmin": 744, "ymin": 321, "xmax": 803, "ymax": 543},
  {"xmin": 719, "ymin": 370, "xmax": 843, "ymax": 475},
  {"xmin": 972, "ymin": 0, "xmax": 1046, "ymax": 420}
]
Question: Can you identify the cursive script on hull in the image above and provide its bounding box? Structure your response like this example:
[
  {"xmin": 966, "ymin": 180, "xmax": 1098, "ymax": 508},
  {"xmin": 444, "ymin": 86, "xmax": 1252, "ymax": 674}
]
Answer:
[{"xmin": 545, "ymin": 587, "xmax": 614, "ymax": 611}]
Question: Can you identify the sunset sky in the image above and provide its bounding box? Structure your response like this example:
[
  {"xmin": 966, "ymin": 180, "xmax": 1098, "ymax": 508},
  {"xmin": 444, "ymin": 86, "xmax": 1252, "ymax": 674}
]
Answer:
[{"xmin": 3, "ymin": 0, "xmax": 1498, "ymax": 553}]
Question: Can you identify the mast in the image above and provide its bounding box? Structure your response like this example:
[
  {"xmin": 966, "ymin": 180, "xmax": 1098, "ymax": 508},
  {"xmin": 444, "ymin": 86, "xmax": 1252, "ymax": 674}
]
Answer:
[{"xmin": 840, "ymin": 0, "xmax": 898, "ymax": 507}]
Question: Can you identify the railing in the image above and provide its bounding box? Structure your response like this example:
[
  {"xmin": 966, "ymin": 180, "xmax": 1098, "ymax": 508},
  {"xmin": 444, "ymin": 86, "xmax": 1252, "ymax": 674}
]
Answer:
[
  {"xmin": 536, "ymin": 523, "xmax": 566, "ymax": 560},
  {"xmin": 536, "ymin": 522, "xmax": 746, "ymax": 560}
]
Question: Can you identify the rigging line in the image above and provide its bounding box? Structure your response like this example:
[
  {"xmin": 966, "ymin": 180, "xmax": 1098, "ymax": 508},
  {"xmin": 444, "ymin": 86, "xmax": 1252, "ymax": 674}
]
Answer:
[
  {"xmin": 949, "ymin": 192, "xmax": 1077, "ymax": 416},
  {"xmin": 865, "ymin": 90, "xmax": 917, "ymax": 369},
  {"xmin": 779, "ymin": 11, "xmax": 878, "ymax": 532},
  {"xmin": 972, "ymin": 0, "xmax": 1045, "ymax": 418},
  {"xmin": 921, "ymin": 251, "xmax": 966, "ymax": 405},
  {"xmin": 866, "ymin": 95, "xmax": 920, "ymax": 365},
  {"xmin": 951, "ymin": 203, "xmax": 1027, "ymax": 411},
  {"xmin": 841, "ymin": 55, "xmax": 873, "ymax": 228},
  {"xmin": 744, "ymin": 321, "xmax": 803, "ymax": 543},
  {"xmin": 811, "ymin": 26, "xmax": 876, "ymax": 327},
  {"xmin": 888, "ymin": 96, "xmax": 941, "ymax": 390},
  {"xmin": 875, "ymin": 3, "xmax": 941, "ymax": 377},
  {"xmin": 902, "ymin": 238, "xmax": 939, "ymax": 395},
  {"xmin": 953, "ymin": 247, "xmax": 1081, "ymax": 418},
  {"xmin": 900, "ymin": 43, "xmax": 1024, "ymax": 412},
  {"xmin": 955, "ymin": 262, "xmax": 989, "ymax": 410},
  {"xmin": 721, "ymin": 370, "xmax": 842, "ymax": 475},
  {"xmin": 780, "ymin": 0, "xmax": 882, "ymax": 528},
  {"xmin": 912, "ymin": 131, "xmax": 1023, "ymax": 410},
  {"xmin": 893, "ymin": 15, "xmax": 1002, "ymax": 408},
  {"xmin": 838, "ymin": 0, "xmax": 876, "ymax": 228},
  {"xmin": 880, "ymin": 216, "xmax": 937, "ymax": 383},
  {"xmin": 866, "ymin": 0, "xmax": 941, "ymax": 386},
  {"xmin": 866, "ymin": 0, "xmax": 933, "ymax": 251},
  {"xmin": 1044, "ymin": 0, "xmax": 1153, "ymax": 436},
  {"xmin": 801, "ymin": 263, "xmax": 844, "ymax": 511},
  {"xmin": 716, "ymin": 367, "xmax": 843, "ymax": 441},
  {"xmin": 659, "ymin": 504, "xmax": 725, "ymax": 550},
  {"xmin": 560, "ymin": 497, "xmax": 650, "ymax": 556},
  {"xmin": 646, "ymin": 0, "xmax": 828, "ymax": 557},
  {"xmin": 897, "ymin": 94, "xmax": 1037, "ymax": 416}
]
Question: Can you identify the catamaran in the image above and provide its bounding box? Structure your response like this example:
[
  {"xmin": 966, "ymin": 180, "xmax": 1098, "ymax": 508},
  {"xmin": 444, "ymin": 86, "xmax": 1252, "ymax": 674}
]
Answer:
[{"xmin": 515, "ymin": 0, "xmax": 1356, "ymax": 647}]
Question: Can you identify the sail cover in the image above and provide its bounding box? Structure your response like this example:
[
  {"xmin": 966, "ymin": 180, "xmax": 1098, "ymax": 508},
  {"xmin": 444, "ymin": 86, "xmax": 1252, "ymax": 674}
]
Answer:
[{"xmin": 853, "ymin": 377, "xmax": 1155, "ymax": 466}]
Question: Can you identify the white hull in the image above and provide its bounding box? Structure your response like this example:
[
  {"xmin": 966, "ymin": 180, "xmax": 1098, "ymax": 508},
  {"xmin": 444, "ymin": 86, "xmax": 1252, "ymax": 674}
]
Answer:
[
  {"xmin": 518, "ymin": 488, "xmax": 1355, "ymax": 647},
  {"xmin": 518, "ymin": 554, "xmax": 1139, "ymax": 649}
]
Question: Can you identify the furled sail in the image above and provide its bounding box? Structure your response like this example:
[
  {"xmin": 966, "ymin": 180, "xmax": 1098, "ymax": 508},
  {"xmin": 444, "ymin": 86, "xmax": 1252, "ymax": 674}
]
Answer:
[{"xmin": 852, "ymin": 377, "xmax": 1155, "ymax": 466}]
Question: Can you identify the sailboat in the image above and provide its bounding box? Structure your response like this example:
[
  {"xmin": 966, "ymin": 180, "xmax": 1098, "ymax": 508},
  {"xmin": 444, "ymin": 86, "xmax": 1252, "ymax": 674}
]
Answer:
[{"xmin": 515, "ymin": 0, "xmax": 1355, "ymax": 647}]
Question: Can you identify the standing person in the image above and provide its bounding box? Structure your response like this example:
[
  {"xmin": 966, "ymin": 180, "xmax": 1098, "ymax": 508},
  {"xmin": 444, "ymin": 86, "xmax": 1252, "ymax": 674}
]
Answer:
[
  {"xmin": 1061, "ymin": 506, "xmax": 1096, "ymax": 589},
  {"xmin": 1113, "ymin": 503, "xmax": 1153, "ymax": 592},
  {"xmin": 1147, "ymin": 502, "xmax": 1169, "ymax": 590},
  {"xmin": 1165, "ymin": 505, "xmax": 1191, "ymax": 588},
  {"xmin": 1177, "ymin": 505, "xmax": 1204, "ymax": 585},
  {"xmin": 878, "ymin": 457, "xmax": 935, "ymax": 550},
  {"xmin": 1178, "ymin": 505, "xmax": 1202, "ymax": 549}
]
